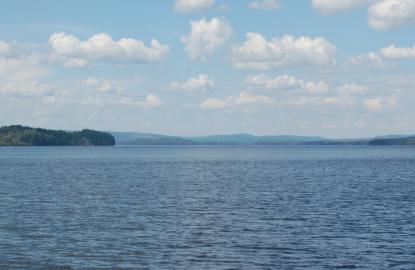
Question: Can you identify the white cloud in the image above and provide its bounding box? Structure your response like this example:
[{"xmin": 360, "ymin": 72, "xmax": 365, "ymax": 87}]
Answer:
[
  {"xmin": 144, "ymin": 94, "xmax": 162, "ymax": 107},
  {"xmin": 82, "ymin": 94, "xmax": 162, "ymax": 108},
  {"xmin": 285, "ymin": 83, "xmax": 371, "ymax": 107},
  {"xmin": 0, "ymin": 80, "xmax": 53, "ymax": 97},
  {"xmin": 84, "ymin": 77, "xmax": 100, "ymax": 86},
  {"xmin": 321, "ymin": 96, "xmax": 345, "ymax": 105},
  {"xmin": 0, "ymin": 55, "xmax": 48, "ymax": 81},
  {"xmin": 83, "ymin": 77, "xmax": 116, "ymax": 93},
  {"xmin": 343, "ymin": 43, "xmax": 415, "ymax": 70},
  {"xmin": 174, "ymin": 0, "xmax": 215, "ymax": 12},
  {"xmin": 247, "ymin": 74, "xmax": 329, "ymax": 93},
  {"xmin": 49, "ymin": 32, "xmax": 169, "ymax": 67},
  {"xmin": 303, "ymin": 81, "xmax": 329, "ymax": 94},
  {"xmin": 312, "ymin": 0, "xmax": 368, "ymax": 14},
  {"xmin": 247, "ymin": 74, "xmax": 301, "ymax": 90},
  {"xmin": 232, "ymin": 33, "xmax": 336, "ymax": 70},
  {"xmin": 365, "ymin": 97, "xmax": 384, "ymax": 111},
  {"xmin": 380, "ymin": 44, "xmax": 415, "ymax": 59},
  {"xmin": 364, "ymin": 96, "xmax": 398, "ymax": 111},
  {"xmin": 313, "ymin": 0, "xmax": 415, "ymax": 29},
  {"xmin": 113, "ymin": 94, "xmax": 162, "ymax": 108},
  {"xmin": 181, "ymin": 17, "xmax": 232, "ymax": 60},
  {"xmin": 338, "ymin": 83, "xmax": 368, "ymax": 95},
  {"xmin": 248, "ymin": 0, "xmax": 281, "ymax": 10},
  {"xmin": 344, "ymin": 52, "xmax": 388, "ymax": 69},
  {"xmin": 200, "ymin": 91, "xmax": 274, "ymax": 109},
  {"xmin": 0, "ymin": 42, "xmax": 52, "ymax": 98},
  {"xmin": 369, "ymin": 0, "xmax": 415, "ymax": 30},
  {"xmin": 169, "ymin": 74, "xmax": 215, "ymax": 92},
  {"xmin": 62, "ymin": 58, "xmax": 89, "ymax": 68},
  {"xmin": 287, "ymin": 95, "xmax": 357, "ymax": 107},
  {"xmin": 200, "ymin": 96, "xmax": 234, "ymax": 109},
  {"xmin": 236, "ymin": 91, "xmax": 274, "ymax": 105},
  {"xmin": 0, "ymin": 41, "xmax": 10, "ymax": 56},
  {"xmin": 81, "ymin": 77, "xmax": 162, "ymax": 108}
]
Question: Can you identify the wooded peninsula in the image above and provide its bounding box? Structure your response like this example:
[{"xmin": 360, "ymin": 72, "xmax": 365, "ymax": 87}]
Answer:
[{"xmin": 0, "ymin": 125, "xmax": 115, "ymax": 146}]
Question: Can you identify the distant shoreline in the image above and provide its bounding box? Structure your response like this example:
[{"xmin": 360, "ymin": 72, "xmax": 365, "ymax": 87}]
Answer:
[{"xmin": 2, "ymin": 125, "xmax": 415, "ymax": 146}]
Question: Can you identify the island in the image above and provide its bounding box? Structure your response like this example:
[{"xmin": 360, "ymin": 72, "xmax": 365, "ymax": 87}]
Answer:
[{"xmin": 0, "ymin": 125, "xmax": 115, "ymax": 146}]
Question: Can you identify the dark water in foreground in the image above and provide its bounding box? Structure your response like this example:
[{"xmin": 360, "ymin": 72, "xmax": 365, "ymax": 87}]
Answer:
[{"xmin": 1, "ymin": 146, "xmax": 415, "ymax": 269}]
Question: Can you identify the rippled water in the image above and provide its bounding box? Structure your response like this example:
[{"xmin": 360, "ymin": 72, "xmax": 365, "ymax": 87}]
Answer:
[{"xmin": 1, "ymin": 146, "xmax": 415, "ymax": 269}]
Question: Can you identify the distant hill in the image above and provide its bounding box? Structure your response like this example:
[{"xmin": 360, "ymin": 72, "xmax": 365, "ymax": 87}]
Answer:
[
  {"xmin": 111, "ymin": 131, "xmax": 415, "ymax": 146},
  {"xmin": 111, "ymin": 132, "xmax": 195, "ymax": 145},
  {"xmin": 111, "ymin": 132, "xmax": 329, "ymax": 145},
  {"xmin": 3, "ymin": 127, "xmax": 413, "ymax": 146},
  {"xmin": 373, "ymin": 135, "xmax": 410, "ymax": 140},
  {"xmin": 368, "ymin": 136, "xmax": 415, "ymax": 145},
  {"xmin": 188, "ymin": 134, "xmax": 326, "ymax": 145},
  {"xmin": 0, "ymin": 125, "xmax": 115, "ymax": 146},
  {"xmin": 125, "ymin": 137, "xmax": 195, "ymax": 145}
]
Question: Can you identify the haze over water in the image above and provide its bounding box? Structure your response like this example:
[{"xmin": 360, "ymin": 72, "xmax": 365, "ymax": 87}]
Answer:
[{"xmin": 1, "ymin": 146, "xmax": 415, "ymax": 269}]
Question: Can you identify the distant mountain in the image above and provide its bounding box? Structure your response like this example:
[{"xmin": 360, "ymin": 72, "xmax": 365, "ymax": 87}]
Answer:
[
  {"xmin": 0, "ymin": 125, "xmax": 115, "ymax": 146},
  {"xmin": 111, "ymin": 132, "xmax": 329, "ymax": 145}
]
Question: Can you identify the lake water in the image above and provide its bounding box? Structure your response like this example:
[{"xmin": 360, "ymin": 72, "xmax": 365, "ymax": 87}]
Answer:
[{"xmin": 1, "ymin": 146, "xmax": 415, "ymax": 269}]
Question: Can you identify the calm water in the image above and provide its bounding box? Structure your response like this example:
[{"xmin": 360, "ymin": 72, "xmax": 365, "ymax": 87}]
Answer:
[{"xmin": 1, "ymin": 146, "xmax": 415, "ymax": 269}]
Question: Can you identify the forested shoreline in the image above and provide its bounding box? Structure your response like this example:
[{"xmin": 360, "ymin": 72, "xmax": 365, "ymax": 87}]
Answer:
[{"xmin": 0, "ymin": 125, "xmax": 115, "ymax": 146}]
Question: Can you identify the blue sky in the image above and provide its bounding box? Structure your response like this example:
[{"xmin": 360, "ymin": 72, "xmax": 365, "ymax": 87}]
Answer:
[{"xmin": 1, "ymin": 0, "xmax": 415, "ymax": 137}]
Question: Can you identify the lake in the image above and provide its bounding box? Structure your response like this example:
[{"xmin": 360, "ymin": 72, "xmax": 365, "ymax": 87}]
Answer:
[{"xmin": 1, "ymin": 146, "xmax": 415, "ymax": 269}]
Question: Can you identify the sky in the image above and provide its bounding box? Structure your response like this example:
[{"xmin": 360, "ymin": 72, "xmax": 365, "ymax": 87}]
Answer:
[{"xmin": 1, "ymin": 0, "xmax": 415, "ymax": 138}]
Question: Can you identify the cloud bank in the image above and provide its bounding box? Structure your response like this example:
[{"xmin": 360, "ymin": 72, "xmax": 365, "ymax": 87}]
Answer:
[
  {"xmin": 49, "ymin": 32, "xmax": 169, "ymax": 67},
  {"xmin": 232, "ymin": 33, "xmax": 336, "ymax": 70}
]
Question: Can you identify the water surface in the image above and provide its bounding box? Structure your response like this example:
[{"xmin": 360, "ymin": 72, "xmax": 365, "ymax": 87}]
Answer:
[{"xmin": 1, "ymin": 146, "xmax": 415, "ymax": 269}]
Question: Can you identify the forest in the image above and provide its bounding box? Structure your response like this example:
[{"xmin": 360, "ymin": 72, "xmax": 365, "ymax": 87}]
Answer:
[{"xmin": 0, "ymin": 125, "xmax": 115, "ymax": 146}]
